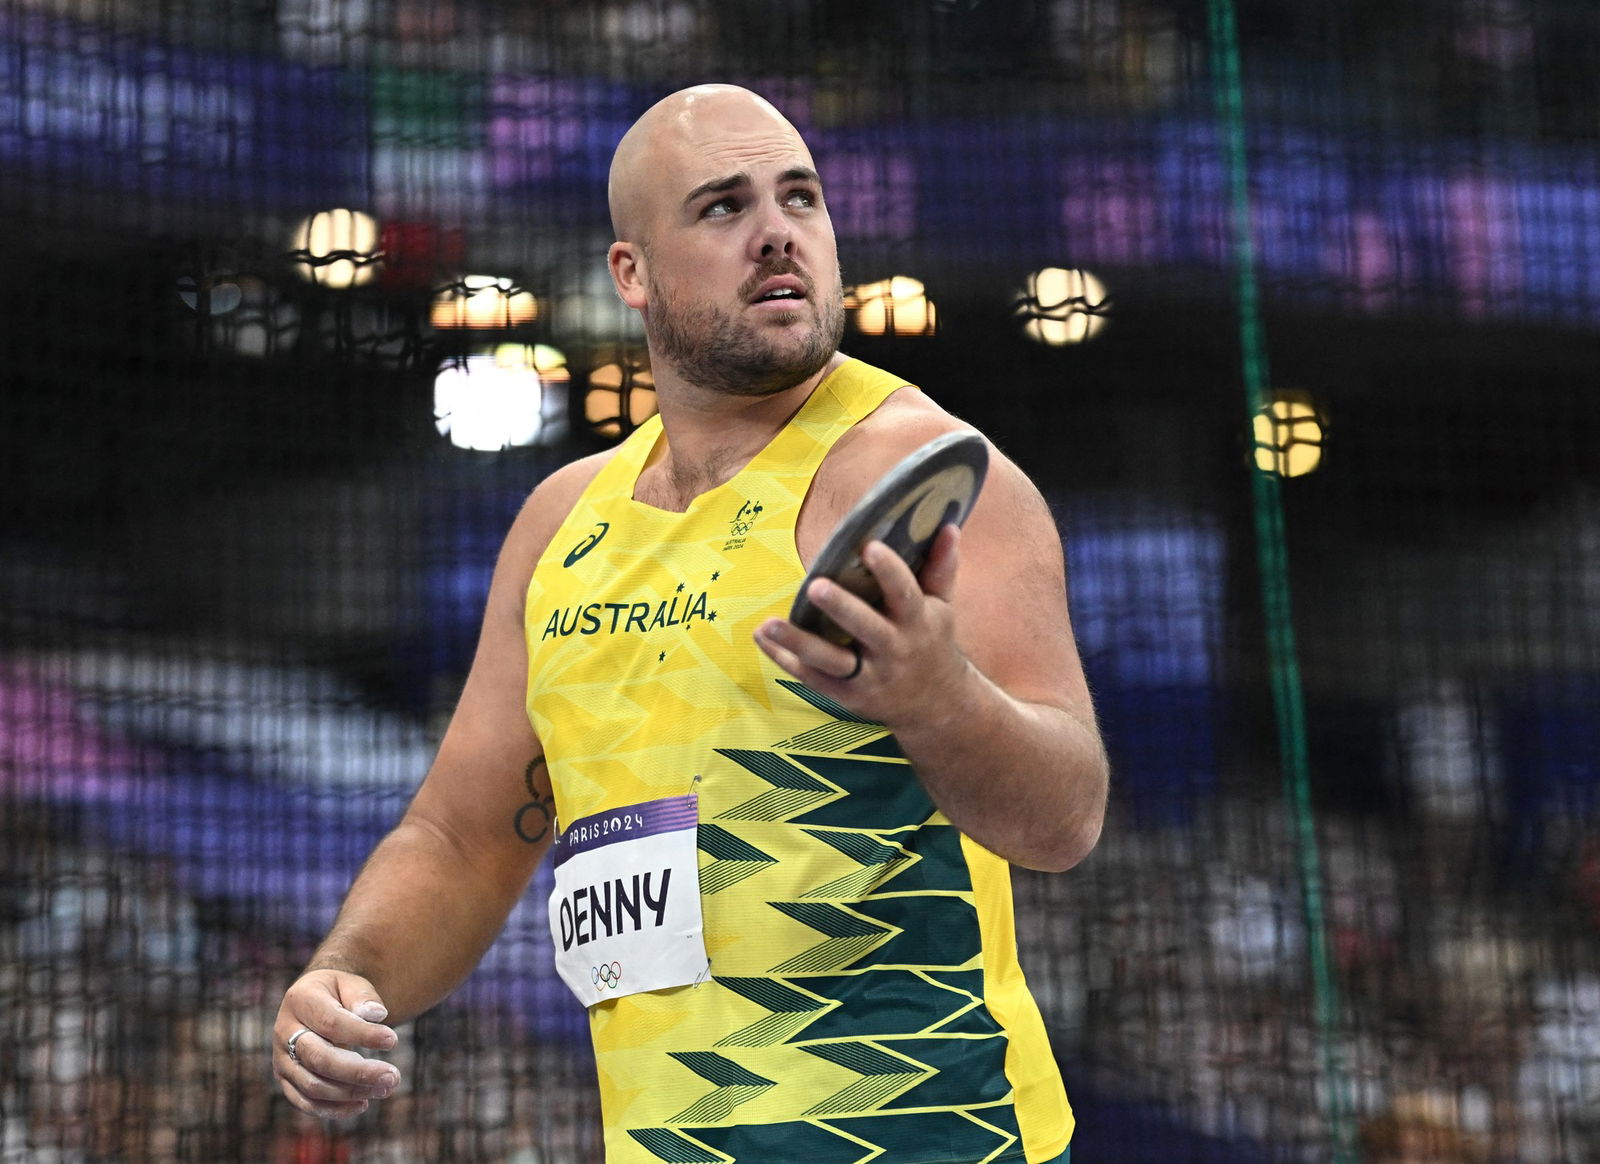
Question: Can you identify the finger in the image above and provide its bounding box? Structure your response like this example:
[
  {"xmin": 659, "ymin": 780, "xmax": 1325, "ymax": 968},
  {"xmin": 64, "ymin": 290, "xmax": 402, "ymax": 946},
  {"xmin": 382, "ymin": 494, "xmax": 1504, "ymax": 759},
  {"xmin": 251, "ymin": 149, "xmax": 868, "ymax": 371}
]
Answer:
[
  {"xmin": 281, "ymin": 1048, "xmax": 393, "ymax": 1106},
  {"xmin": 337, "ymin": 989, "xmax": 392, "ymax": 1030},
  {"xmin": 281, "ymin": 1028, "xmax": 401, "ymax": 1093},
  {"xmin": 279, "ymin": 1077, "xmax": 371, "ymax": 1121},
  {"xmin": 918, "ymin": 524, "xmax": 961, "ymax": 602},
  {"xmin": 794, "ymin": 577, "xmax": 897, "ymax": 653},
  {"xmin": 275, "ymin": 1035, "xmax": 391, "ymax": 1121},
  {"xmin": 295, "ymin": 989, "xmax": 398, "ymax": 1055},
  {"xmin": 860, "ymin": 540, "xmax": 926, "ymax": 622},
  {"xmin": 756, "ymin": 617, "xmax": 858, "ymax": 682}
]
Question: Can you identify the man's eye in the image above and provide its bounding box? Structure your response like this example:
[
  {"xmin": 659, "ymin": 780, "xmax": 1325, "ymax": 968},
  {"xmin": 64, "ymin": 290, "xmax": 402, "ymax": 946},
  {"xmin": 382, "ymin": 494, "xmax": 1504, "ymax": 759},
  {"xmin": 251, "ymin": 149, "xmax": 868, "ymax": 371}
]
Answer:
[
  {"xmin": 786, "ymin": 189, "xmax": 817, "ymax": 208},
  {"xmin": 703, "ymin": 198, "xmax": 737, "ymax": 217}
]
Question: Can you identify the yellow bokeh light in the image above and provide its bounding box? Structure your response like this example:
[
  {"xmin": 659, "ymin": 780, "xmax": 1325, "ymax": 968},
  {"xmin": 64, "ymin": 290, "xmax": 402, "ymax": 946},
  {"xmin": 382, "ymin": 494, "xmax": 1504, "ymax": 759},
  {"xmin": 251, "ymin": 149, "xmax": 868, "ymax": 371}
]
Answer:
[
  {"xmin": 585, "ymin": 360, "xmax": 657, "ymax": 438},
  {"xmin": 1016, "ymin": 267, "xmax": 1110, "ymax": 345},
  {"xmin": 493, "ymin": 342, "xmax": 570, "ymax": 384},
  {"xmin": 430, "ymin": 275, "xmax": 540, "ymax": 329},
  {"xmin": 844, "ymin": 276, "xmax": 937, "ymax": 336},
  {"xmin": 1252, "ymin": 393, "xmax": 1325, "ymax": 477},
  {"xmin": 290, "ymin": 209, "xmax": 381, "ymax": 289}
]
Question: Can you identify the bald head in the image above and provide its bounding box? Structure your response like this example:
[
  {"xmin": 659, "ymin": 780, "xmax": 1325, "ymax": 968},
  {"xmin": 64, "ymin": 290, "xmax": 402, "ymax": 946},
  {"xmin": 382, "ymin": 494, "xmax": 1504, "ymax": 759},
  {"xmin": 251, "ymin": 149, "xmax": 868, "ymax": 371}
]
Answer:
[{"xmin": 607, "ymin": 85, "xmax": 812, "ymax": 245}]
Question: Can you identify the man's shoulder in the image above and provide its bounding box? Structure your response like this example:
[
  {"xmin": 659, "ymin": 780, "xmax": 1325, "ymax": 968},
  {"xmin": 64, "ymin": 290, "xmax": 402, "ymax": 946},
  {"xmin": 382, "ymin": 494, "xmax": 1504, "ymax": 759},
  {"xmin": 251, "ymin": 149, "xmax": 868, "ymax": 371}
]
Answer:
[
  {"xmin": 532, "ymin": 445, "xmax": 623, "ymax": 510},
  {"xmin": 505, "ymin": 445, "xmax": 626, "ymax": 565},
  {"xmin": 826, "ymin": 386, "xmax": 983, "ymax": 486},
  {"xmin": 810, "ymin": 380, "xmax": 1049, "ymax": 540},
  {"xmin": 792, "ymin": 385, "xmax": 985, "ymax": 549}
]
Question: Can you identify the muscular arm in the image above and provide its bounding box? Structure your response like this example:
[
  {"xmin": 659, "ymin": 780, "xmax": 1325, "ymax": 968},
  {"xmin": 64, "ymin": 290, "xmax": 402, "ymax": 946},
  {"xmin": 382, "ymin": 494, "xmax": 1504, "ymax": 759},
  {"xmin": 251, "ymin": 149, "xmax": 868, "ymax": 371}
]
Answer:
[
  {"xmin": 300, "ymin": 728, "xmax": 553, "ymax": 1027},
  {"xmin": 871, "ymin": 475, "xmax": 1106, "ymax": 872},
  {"xmin": 273, "ymin": 453, "xmax": 607, "ymax": 1116},
  {"xmin": 757, "ymin": 405, "xmax": 1108, "ymax": 872}
]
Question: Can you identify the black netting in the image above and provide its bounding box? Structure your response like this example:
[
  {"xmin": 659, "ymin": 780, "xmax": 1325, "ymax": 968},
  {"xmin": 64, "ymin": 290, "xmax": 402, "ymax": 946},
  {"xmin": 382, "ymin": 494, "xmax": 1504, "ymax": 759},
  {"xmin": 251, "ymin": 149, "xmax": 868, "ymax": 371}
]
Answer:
[{"xmin": 3, "ymin": 2, "xmax": 1598, "ymax": 1161}]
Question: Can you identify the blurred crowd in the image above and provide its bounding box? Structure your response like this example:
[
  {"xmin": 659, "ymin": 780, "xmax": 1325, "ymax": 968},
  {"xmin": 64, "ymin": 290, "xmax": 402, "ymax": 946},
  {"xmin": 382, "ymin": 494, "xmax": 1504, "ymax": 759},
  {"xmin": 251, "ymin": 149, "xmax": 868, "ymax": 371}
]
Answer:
[
  {"xmin": 1017, "ymin": 773, "xmax": 1600, "ymax": 1162},
  {"xmin": 6, "ymin": 738, "xmax": 1598, "ymax": 1161},
  {"xmin": 1, "ymin": 810, "xmax": 602, "ymax": 1163},
  {"xmin": 12, "ymin": 0, "xmax": 1596, "ymax": 138}
]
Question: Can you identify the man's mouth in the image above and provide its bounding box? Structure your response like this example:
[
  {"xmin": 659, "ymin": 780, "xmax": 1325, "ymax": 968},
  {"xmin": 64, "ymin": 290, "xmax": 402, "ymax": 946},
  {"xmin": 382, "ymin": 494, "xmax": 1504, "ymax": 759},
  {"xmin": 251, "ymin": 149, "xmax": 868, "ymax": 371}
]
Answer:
[{"xmin": 749, "ymin": 275, "xmax": 809, "ymax": 305}]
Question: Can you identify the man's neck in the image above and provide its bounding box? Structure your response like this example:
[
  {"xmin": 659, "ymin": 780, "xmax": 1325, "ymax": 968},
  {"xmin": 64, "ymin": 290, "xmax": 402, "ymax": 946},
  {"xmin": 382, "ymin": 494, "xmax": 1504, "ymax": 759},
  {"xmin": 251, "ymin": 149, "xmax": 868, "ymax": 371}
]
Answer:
[{"xmin": 635, "ymin": 352, "xmax": 847, "ymax": 511}]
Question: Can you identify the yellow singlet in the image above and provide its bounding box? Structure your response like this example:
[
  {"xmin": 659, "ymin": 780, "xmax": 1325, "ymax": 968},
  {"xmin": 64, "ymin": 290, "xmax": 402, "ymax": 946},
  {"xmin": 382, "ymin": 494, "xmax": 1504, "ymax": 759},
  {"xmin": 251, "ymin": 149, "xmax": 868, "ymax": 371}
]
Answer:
[{"xmin": 525, "ymin": 358, "xmax": 1072, "ymax": 1164}]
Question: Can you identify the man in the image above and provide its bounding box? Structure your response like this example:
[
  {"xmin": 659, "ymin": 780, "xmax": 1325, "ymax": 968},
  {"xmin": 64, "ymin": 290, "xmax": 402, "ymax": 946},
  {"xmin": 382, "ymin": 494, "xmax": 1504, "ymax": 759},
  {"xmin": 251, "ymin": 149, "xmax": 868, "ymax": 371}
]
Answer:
[{"xmin": 273, "ymin": 84, "xmax": 1107, "ymax": 1164}]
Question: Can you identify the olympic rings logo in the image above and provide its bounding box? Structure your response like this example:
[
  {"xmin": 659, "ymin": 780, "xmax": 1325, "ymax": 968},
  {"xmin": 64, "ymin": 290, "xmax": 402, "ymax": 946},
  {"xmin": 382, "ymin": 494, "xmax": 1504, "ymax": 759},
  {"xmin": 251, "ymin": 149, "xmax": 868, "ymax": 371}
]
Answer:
[{"xmin": 591, "ymin": 961, "xmax": 623, "ymax": 990}]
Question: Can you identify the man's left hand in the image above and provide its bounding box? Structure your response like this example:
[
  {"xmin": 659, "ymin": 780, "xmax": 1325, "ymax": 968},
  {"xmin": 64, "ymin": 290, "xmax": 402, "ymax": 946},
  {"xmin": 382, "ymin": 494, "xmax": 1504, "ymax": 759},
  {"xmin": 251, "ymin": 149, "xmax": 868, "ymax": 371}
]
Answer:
[{"xmin": 754, "ymin": 524, "xmax": 971, "ymax": 729}]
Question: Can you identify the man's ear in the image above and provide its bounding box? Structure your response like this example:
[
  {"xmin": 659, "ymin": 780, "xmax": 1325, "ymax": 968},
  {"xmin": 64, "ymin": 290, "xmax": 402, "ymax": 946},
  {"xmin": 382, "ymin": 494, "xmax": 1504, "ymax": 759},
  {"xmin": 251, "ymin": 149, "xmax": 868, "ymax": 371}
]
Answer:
[{"xmin": 608, "ymin": 241, "xmax": 648, "ymax": 310}]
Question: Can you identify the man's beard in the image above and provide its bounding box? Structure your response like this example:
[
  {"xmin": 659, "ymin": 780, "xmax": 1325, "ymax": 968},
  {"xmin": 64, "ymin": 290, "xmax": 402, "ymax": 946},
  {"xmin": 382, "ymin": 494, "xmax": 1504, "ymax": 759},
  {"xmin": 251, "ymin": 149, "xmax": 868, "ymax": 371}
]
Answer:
[{"xmin": 644, "ymin": 260, "xmax": 846, "ymax": 398}]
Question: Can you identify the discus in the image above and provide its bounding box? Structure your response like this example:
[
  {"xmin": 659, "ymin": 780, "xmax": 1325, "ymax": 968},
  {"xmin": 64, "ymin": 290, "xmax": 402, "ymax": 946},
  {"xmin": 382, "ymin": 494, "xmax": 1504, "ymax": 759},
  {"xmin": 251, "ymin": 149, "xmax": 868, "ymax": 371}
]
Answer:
[{"xmin": 789, "ymin": 431, "xmax": 989, "ymax": 645}]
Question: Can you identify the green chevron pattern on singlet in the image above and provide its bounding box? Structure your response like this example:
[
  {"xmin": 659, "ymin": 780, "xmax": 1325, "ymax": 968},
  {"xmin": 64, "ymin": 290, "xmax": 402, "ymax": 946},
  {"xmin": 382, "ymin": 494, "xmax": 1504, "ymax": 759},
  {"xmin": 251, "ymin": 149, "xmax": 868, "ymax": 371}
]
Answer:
[
  {"xmin": 782, "ymin": 751, "xmax": 938, "ymax": 831},
  {"xmin": 712, "ymin": 976, "xmax": 833, "ymax": 1047},
  {"xmin": 630, "ymin": 680, "xmax": 1019, "ymax": 1163},
  {"xmin": 798, "ymin": 1040, "xmax": 930, "ymax": 1114},
  {"xmin": 786, "ymin": 969, "xmax": 999, "ymax": 1043},
  {"xmin": 870, "ymin": 1036, "xmax": 1013, "ymax": 1111},
  {"xmin": 696, "ymin": 824, "xmax": 779, "ymax": 894},
  {"xmin": 626, "ymin": 1128, "xmax": 726, "ymax": 1163},
  {"xmin": 666, "ymin": 1052, "xmax": 780, "ymax": 1124},
  {"xmin": 836, "ymin": 893, "xmax": 983, "ymax": 969},
  {"xmin": 686, "ymin": 1107, "xmax": 1028, "ymax": 1164},
  {"xmin": 762, "ymin": 891, "xmax": 986, "ymax": 975},
  {"xmin": 773, "ymin": 679, "xmax": 878, "ymax": 725},
  {"xmin": 844, "ymin": 733, "xmax": 912, "ymax": 759},
  {"xmin": 713, "ymin": 749, "xmax": 837, "ymax": 822},
  {"xmin": 771, "ymin": 679, "xmax": 885, "ymax": 752},
  {"xmin": 709, "ymin": 967, "xmax": 1004, "ymax": 1050},
  {"xmin": 798, "ymin": 829, "xmax": 914, "ymax": 899},
  {"xmin": 766, "ymin": 901, "xmax": 893, "ymax": 974}
]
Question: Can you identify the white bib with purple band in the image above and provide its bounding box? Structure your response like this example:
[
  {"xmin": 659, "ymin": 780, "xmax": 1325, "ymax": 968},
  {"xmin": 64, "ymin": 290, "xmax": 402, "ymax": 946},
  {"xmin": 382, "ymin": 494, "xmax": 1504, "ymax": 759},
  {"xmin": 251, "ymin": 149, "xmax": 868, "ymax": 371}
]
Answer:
[{"xmin": 548, "ymin": 794, "xmax": 710, "ymax": 1008}]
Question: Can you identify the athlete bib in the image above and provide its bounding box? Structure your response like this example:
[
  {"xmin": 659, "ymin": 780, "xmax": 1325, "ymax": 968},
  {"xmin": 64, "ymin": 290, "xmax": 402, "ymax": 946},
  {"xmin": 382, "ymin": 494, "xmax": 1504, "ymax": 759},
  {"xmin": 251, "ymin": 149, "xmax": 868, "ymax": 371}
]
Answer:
[{"xmin": 548, "ymin": 794, "xmax": 711, "ymax": 1008}]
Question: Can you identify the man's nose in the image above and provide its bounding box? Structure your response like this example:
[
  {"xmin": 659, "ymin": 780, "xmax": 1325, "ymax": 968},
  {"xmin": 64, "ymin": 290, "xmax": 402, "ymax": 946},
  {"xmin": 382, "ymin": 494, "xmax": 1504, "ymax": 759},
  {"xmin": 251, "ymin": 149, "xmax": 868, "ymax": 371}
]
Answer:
[{"xmin": 750, "ymin": 203, "xmax": 795, "ymax": 260}]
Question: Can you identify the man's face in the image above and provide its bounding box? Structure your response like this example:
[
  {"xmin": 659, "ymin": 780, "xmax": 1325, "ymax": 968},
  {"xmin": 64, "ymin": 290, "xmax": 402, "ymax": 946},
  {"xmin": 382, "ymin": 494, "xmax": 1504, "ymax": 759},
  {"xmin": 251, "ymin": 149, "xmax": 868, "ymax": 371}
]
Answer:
[{"xmin": 631, "ymin": 99, "xmax": 845, "ymax": 398}]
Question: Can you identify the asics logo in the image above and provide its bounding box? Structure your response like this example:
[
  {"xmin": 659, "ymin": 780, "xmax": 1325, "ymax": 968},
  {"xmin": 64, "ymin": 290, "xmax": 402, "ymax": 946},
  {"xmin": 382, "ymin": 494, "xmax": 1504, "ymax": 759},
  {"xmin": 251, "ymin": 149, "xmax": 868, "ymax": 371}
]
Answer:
[{"xmin": 564, "ymin": 522, "xmax": 610, "ymax": 567}]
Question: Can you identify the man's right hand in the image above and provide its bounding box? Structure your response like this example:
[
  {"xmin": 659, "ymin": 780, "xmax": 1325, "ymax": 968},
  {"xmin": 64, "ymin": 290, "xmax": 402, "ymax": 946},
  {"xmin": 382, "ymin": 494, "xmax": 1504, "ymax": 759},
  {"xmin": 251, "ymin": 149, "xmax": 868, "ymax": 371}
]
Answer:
[{"xmin": 273, "ymin": 969, "xmax": 403, "ymax": 1119}]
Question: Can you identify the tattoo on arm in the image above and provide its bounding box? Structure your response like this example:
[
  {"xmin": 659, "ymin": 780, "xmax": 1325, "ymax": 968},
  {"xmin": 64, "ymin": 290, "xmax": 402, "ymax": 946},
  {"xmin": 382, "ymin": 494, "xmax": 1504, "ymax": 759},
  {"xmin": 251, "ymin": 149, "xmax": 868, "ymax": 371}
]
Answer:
[{"xmin": 513, "ymin": 758, "xmax": 554, "ymax": 844}]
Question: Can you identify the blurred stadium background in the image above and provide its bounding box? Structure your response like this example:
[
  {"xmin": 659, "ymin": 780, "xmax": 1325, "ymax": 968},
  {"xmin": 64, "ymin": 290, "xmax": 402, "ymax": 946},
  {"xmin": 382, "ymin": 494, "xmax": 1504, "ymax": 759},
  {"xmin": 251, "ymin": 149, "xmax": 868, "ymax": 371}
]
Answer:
[{"xmin": 3, "ymin": 0, "xmax": 1598, "ymax": 1160}]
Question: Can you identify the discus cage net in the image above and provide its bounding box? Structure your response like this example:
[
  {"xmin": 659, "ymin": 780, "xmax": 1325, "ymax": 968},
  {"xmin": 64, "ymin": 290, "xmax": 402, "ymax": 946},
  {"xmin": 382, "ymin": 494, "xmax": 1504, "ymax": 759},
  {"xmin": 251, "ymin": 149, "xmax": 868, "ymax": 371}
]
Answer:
[{"xmin": 2, "ymin": 1, "xmax": 1598, "ymax": 1161}]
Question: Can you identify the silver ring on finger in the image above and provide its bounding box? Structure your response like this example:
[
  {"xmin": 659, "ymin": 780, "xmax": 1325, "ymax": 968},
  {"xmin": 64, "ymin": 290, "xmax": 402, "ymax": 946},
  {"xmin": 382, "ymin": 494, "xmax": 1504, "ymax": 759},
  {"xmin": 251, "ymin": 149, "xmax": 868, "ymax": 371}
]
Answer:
[{"xmin": 286, "ymin": 1027, "xmax": 314, "ymax": 1065}]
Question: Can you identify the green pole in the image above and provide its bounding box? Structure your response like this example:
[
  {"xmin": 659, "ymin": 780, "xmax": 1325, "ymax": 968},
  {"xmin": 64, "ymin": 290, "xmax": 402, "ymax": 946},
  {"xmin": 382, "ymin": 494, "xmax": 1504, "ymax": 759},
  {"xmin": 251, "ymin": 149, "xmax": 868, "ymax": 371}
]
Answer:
[{"xmin": 1203, "ymin": 2, "xmax": 1357, "ymax": 1159}]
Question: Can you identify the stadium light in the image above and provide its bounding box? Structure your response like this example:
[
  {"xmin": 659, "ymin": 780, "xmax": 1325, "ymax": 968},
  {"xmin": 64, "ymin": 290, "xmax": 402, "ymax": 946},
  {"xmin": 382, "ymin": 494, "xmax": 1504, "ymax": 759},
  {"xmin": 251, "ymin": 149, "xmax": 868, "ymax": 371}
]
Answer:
[
  {"xmin": 845, "ymin": 276, "xmax": 937, "ymax": 336},
  {"xmin": 1016, "ymin": 267, "xmax": 1110, "ymax": 345},
  {"xmin": 430, "ymin": 275, "xmax": 540, "ymax": 330},
  {"xmin": 290, "ymin": 209, "xmax": 381, "ymax": 289},
  {"xmin": 584, "ymin": 358, "xmax": 657, "ymax": 439},
  {"xmin": 433, "ymin": 344, "xmax": 568, "ymax": 451},
  {"xmin": 1252, "ymin": 391, "xmax": 1325, "ymax": 478}
]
